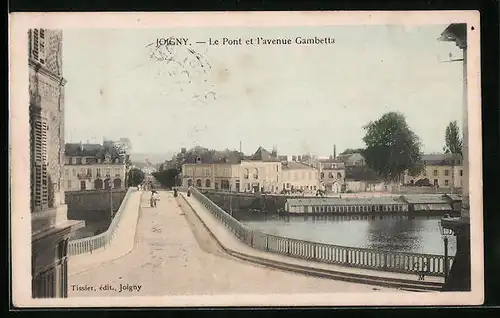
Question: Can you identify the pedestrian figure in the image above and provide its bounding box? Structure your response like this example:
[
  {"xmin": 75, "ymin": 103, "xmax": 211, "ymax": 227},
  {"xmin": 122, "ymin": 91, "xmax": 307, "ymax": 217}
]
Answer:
[
  {"xmin": 187, "ymin": 188, "xmax": 191, "ymax": 197},
  {"xmin": 173, "ymin": 188, "xmax": 178, "ymax": 197},
  {"xmin": 415, "ymin": 261, "xmax": 428, "ymax": 281}
]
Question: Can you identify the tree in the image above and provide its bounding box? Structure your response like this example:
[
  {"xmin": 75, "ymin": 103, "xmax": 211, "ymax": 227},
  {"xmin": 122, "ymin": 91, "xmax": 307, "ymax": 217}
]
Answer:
[
  {"xmin": 152, "ymin": 168, "xmax": 181, "ymax": 189},
  {"xmin": 339, "ymin": 148, "xmax": 365, "ymax": 155},
  {"xmin": 127, "ymin": 168, "xmax": 145, "ymax": 187},
  {"xmin": 443, "ymin": 121, "xmax": 463, "ymax": 156},
  {"xmin": 362, "ymin": 112, "xmax": 423, "ymax": 183},
  {"xmin": 443, "ymin": 121, "xmax": 462, "ymax": 193}
]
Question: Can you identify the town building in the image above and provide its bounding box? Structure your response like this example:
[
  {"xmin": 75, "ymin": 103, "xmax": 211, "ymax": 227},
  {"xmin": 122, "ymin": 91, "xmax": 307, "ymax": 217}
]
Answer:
[
  {"xmin": 64, "ymin": 140, "xmax": 128, "ymax": 191},
  {"xmin": 281, "ymin": 161, "xmax": 320, "ymax": 193},
  {"xmin": 182, "ymin": 146, "xmax": 282, "ymax": 193},
  {"xmin": 404, "ymin": 153, "xmax": 463, "ymax": 189},
  {"xmin": 336, "ymin": 152, "xmax": 366, "ymax": 167},
  {"xmin": 182, "ymin": 149, "xmax": 242, "ymax": 191},
  {"xmin": 29, "ymin": 28, "xmax": 84, "ymax": 298},
  {"xmin": 317, "ymin": 158, "xmax": 346, "ymax": 193},
  {"xmin": 239, "ymin": 147, "xmax": 282, "ymax": 193}
]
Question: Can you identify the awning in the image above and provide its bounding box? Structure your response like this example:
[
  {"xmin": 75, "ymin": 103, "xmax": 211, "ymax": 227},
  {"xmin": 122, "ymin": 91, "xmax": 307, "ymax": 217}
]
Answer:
[{"xmin": 414, "ymin": 203, "xmax": 452, "ymax": 211}]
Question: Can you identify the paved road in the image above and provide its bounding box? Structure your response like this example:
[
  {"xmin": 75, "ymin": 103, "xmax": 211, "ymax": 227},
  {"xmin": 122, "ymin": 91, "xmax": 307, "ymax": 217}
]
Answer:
[{"xmin": 68, "ymin": 191, "xmax": 399, "ymax": 297}]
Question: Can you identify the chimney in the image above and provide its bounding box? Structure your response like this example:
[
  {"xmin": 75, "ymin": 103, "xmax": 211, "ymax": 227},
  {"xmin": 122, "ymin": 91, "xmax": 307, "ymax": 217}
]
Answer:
[{"xmin": 334, "ymin": 145, "xmax": 337, "ymax": 159}]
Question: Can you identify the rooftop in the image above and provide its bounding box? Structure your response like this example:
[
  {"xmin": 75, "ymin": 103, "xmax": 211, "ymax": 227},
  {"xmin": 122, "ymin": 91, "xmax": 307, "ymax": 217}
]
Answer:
[
  {"xmin": 286, "ymin": 196, "xmax": 405, "ymax": 206},
  {"xmin": 399, "ymin": 194, "xmax": 453, "ymax": 204},
  {"xmin": 281, "ymin": 161, "xmax": 316, "ymax": 170},
  {"xmin": 65, "ymin": 142, "xmax": 122, "ymax": 160},
  {"xmin": 422, "ymin": 153, "xmax": 462, "ymax": 166}
]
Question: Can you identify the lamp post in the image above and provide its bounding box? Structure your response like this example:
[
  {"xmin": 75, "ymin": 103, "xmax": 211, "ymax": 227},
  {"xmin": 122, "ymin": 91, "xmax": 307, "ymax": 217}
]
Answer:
[
  {"xmin": 108, "ymin": 161, "xmax": 113, "ymax": 220},
  {"xmin": 439, "ymin": 221, "xmax": 454, "ymax": 284},
  {"xmin": 438, "ymin": 23, "xmax": 471, "ymax": 292}
]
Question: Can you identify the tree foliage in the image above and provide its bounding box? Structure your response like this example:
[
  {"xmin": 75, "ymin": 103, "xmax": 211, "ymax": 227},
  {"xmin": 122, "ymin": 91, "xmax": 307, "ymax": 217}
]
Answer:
[
  {"xmin": 339, "ymin": 148, "xmax": 365, "ymax": 155},
  {"xmin": 152, "ymin": 168, "xmax": 181, "ymax": 189},
  {"xmin": 362, "ymin": 112, "xmax": 423, "ymax": 182},
  {"xmin": 127, "ymin": 168, "xmax": 145, "ymax": 187},
  {"xmin": 443, "ymin": 121, "xmax": 463, "ymax": 156}
]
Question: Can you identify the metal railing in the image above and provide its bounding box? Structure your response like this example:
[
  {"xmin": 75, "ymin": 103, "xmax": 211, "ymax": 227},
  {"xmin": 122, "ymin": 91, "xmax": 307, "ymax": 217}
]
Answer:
[
  {"xmin": 189, "ymin": 187, "xmax": 455, "ymax": 277},
  {"xmin": 67, "ymin": 187, "xmax": 136, "ymax": 256}
]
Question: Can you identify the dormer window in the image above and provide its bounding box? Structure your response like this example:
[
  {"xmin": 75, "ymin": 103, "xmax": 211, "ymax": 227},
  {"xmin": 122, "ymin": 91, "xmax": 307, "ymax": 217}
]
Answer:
[{"xmin": 196, "ymin": 156, "xmax": 202, "ymax": 163}]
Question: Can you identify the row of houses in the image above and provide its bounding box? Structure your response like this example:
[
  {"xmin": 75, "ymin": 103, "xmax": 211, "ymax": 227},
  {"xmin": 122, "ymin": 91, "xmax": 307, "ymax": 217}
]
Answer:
[
  {"xmin": 181, "ymin": 146, "xmax": 347, "ymax": 194},
  {"xmin": 63, "ymin": 140, "xmax": 129, "ymax": 192},
  {"xmin": 284, "ymin": 194, "xmax": 462, "ymax": 215},
  {"xmin": 181, "ymin": 146, "xmax": 465, "ymax": 194}
]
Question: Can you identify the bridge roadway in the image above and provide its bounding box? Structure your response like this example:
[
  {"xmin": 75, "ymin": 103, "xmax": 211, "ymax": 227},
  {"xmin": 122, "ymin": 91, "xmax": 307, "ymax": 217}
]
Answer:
[{"xmin": 68, "ymin": 190, "xmax": 402, "ymax": 297}]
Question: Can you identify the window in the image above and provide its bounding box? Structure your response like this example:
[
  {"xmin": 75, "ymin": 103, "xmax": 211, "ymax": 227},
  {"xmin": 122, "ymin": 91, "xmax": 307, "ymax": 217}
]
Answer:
[
  {"xmin": 80, "ymin": 180, "xmax": 86, "ymax": 190},
  {"xmin": 72, "ymin": 168, "xmax": 76, "ymax": 176},
  {"xmin": 328, "ymin": 172, "xmax": 334, "ymax": 178},
  {"xmin": 244, "ymin": 169, "xmax": 249, "ymax": 179},
  {"xmin": 76, "ymin": 157, "xmax": 82, "ymax": 164},
  {"xmin": 64, "ymin": 168, "xmax": 68, "ymax": 176},
  {"xmin": 114, "ymin": 168, "xmax": 120, "ymax": 177},
  {"xmin": 196, "ymin": 179, "xmax": 202, "ymax": 187},
  {"xmin": 337, "ymin": 172, "xmax": 342, "ymax": 179},
  {"xmin": 105, "ymin": 168, "xmax": 110, "ymax": 177},
  {"xmin": 445, "ymin": 180, "xmax": 449, "ymax": 186},
  {"xmin": 460, "ymin": 170, "xmax": 463, "ymax": 176},
  {"xmin": 433, "ymin": 170, "xmax": 438, "ymax": 176},
  {"xmin": 96, "ymin": 168, "xmax": 101, "ymax": 177},
  {"xmin": 253, "ymin": 168, "xmax": 259, "ymax": 179},
  {"xmin": 67, "ymin": 180, "xmax": 71, "ymax": 189},
  {"xmin": 444, "ymin": 170, "xmax": 449, "ymax": 176},
  {"xmin": 87, "ymin": 168, "xmax": 92, "ymax": 176},
  {"xmin": 205, "ymin": 179, "xmax": 211, "ymax": 188}
]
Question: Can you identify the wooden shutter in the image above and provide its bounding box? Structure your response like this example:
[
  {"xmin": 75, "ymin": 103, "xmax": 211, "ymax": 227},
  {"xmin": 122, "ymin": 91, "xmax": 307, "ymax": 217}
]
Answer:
[{"xmin": 31, "ymin": 111, "xmax": 49, "ymax": 211}]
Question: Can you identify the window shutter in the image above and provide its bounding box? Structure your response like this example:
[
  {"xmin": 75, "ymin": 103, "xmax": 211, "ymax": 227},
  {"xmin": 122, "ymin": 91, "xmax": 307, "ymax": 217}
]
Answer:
[
  {"xmin": 30, "ymin": 28, "xmax": 46, "ymax": 65},
  {"xmin": 31, "ymin": 111, "xmax": 49, "ymax": 211}
]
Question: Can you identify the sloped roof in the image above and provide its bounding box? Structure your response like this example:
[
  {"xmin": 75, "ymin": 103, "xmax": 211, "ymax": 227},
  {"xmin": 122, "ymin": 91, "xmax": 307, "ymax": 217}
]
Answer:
[
  {"xmin": 318, "ymin": 158, "xmax": 344, "ymax": 164},
  {"xmin": 400, "ymin": 194, "xmax": 452, "ymax": 204},
  {"xmin": 281, "ymin": 161, "xmax": 316, "ymax": 170},
  {"xmin": 183, "ymin": 149, "xmax": 242, "ymax": 164},
  {"xmin": 248, "ymin": 146, "xmax": 279, "ymax": 162},
  {"xmin": 422, "ymin": 153, "xmax": 462, "ymax": 165},
  {"xmin": 65, "ymin": 143, "xmax": 102, "ymax": 157}
]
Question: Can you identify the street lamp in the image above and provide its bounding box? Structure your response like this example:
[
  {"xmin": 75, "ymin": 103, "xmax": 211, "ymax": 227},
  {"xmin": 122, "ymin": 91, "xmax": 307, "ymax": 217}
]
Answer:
[
  {"xmin": 229, "ymin": 184, "xmax": 233, "ymax": 215},
  {"xmin": 439, "ymin": 221, "xmax": 454, "ymax": 284}
]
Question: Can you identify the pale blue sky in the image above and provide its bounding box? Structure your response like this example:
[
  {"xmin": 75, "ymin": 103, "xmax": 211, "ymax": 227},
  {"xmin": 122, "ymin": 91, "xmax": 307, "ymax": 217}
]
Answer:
[{"xmin": 62, "ymin": 25, "xmax": 463, "ymax": 156}]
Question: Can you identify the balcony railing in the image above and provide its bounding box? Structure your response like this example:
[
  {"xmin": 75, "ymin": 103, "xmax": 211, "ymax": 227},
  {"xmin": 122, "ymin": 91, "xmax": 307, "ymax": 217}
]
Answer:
[
  {"xmin": 185, "ymin": 186, "xmax": 455, "ymax": 277},
  {"xmin": 77, "ymin": 173, "xmax": 92, "ymax": 179},
  {"xmin": 67, "ymin": 187, "xmax": 135, "ymax": 256}
]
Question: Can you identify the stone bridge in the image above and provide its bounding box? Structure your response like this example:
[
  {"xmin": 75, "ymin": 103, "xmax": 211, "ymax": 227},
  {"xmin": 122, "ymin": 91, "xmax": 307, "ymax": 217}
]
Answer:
[{"xmin": 67, "ymin": 189, "xmax": 447, "ymax": 302}]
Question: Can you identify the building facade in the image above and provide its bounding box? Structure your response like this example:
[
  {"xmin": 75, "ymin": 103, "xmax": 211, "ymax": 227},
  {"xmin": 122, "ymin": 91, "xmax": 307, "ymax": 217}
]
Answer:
[
  {"xmin": 64, "ymin": 141, "xmax": 128, "ymax": 191},
  {"xmin": 29, "ymin": 28, "xmax": 83, "ymax": 298},
  {"xmin": 336, "ymin": 152, "xmax": 366, "ymax": 167},
  {"xmin": 281, "ymin": 161, "xmax": 320, "ymax": 193},
  {"xmin": 317, "ymin": 159, "xmax": 346, "ymax": 193},
  {"xmin": 404, "ymin": 154, "xmax": 463, "ymax": 189},
  {"xmin": 182, "ymin": 147, "xmax": 282, "ymax": 193}
]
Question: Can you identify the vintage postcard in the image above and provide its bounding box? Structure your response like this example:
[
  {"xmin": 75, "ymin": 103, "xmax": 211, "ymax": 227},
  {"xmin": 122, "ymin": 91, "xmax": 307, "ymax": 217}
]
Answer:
[{"xmin": 9, "ymin": 11, "xmax": 483, "ymax": 307}]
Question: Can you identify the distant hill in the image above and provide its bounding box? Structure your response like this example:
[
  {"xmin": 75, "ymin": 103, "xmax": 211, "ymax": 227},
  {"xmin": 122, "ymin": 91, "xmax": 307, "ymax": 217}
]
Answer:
[{"xmin": 129, "ymin": 152, "xmax": 174, "ymax": 164}]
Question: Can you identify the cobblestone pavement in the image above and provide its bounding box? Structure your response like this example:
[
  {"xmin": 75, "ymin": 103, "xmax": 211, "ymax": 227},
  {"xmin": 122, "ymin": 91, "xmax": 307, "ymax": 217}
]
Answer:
[{"xmin": 68, "ymin": 191, "xmax": 402, "ymax": 297}]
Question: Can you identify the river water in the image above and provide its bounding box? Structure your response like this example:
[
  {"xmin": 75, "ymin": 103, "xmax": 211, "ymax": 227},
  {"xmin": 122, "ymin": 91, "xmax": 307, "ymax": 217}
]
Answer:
[{"xmin": 236, "ymin": 213, "xmax": 457, "ymax": 256}]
